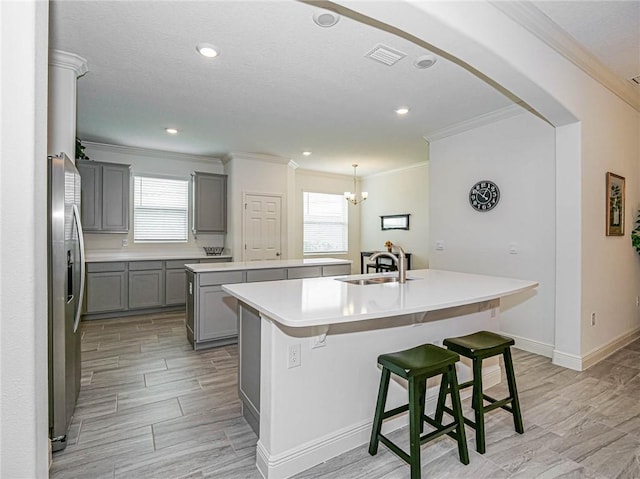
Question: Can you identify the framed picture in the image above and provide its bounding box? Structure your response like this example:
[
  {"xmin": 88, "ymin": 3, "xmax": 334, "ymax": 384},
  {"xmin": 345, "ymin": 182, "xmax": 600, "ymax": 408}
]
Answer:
[
  {"xmin": 606, "ymin": 172, "xmax": 625, "ymax": 236},
  {"xmin": 381, "ymin": 214, "xmax": 410, "ymax": 230}
]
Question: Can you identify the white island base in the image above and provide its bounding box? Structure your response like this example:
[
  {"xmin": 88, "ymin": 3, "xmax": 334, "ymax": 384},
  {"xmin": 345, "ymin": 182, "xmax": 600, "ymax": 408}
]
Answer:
[{"xmin": 223, "ymin": 269, "xmax": 538, "ymax": 479}]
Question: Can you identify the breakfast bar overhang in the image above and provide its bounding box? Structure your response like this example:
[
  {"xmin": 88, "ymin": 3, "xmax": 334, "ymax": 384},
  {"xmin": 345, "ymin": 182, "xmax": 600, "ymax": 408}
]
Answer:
[{"xmin": 222, "ymin": 269, "xmax": 538, "ymax": 479}]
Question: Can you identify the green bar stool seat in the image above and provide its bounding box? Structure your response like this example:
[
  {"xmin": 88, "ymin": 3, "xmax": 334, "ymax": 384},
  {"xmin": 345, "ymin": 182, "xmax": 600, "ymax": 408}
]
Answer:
[
  {"xmin": 369, "ymin": 344, "xmax": 469, "ymax": 479},
  {"xmin": 438, "ymin": 331, "xmax": 523, "ymax": 454}
]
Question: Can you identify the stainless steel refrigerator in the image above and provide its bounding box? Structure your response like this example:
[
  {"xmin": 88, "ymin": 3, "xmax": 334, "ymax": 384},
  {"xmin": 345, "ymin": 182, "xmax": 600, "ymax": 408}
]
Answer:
[{"xmin": 48, "ymin": 153, "xmax": 86, "ymax": 452}]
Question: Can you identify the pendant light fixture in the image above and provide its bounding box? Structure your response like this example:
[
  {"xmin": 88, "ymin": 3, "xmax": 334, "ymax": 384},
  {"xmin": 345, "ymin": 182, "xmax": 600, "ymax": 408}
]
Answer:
[{"xmin": 344, "ymin": 164, "xmax": 368, "ymax": 205}]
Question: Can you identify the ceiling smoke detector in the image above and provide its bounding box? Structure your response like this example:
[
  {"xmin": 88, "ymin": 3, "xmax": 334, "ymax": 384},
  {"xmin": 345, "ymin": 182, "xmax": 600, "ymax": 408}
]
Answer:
[
  {"xmin": 365, "ymin": 44, "xmax": 407, "ymax": 66},
  {"xmin": 414, "ymin": 54, "xmax": 437, "ymax": 69},
  {"xmin": 313, "ymin": 9, "xmax": 340, "ymax": 28}
]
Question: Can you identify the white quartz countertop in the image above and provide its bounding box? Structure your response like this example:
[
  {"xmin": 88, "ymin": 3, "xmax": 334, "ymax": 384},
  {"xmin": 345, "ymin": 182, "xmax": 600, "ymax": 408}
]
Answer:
[
  {"xmin": 85, "ymin": 250, "xmax": 232, "ymax": 262},
  {"xmin": 222, "ymin": 269, "xmax": 538, "ymax": 328},
  {"xmin": 185, "ymin": 257, "xmax": 351, "ymax": 273}
]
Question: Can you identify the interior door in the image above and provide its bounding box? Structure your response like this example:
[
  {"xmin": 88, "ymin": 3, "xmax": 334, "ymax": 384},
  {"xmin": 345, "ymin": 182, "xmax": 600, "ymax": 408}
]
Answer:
[{"xmin": 243, "ymin": 194, "xmax": 281, "ymax": 261}]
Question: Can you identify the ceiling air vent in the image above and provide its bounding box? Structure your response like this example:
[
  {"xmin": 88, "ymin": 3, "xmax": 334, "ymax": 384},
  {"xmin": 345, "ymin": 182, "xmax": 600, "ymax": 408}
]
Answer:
[
  {"xmin": 630, "ymin": 75, "xmax": 640, "ymax": 86},
  {"xmin": 365, "ymin": 44, "xmax": 407, "ymax": 66}
]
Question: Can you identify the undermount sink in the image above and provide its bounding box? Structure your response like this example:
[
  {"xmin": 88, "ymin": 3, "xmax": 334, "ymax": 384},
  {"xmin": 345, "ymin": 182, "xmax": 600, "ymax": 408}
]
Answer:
[{"xmin": 336, "ymin": 276, "xmax": 414, "ymax": 286}]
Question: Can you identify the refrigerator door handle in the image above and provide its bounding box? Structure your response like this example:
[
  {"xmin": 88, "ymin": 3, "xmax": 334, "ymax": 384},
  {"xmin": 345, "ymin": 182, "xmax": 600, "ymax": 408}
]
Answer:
[{"xmin": 72, "ymin": 204, "xmax": 86, "ymax": 333}]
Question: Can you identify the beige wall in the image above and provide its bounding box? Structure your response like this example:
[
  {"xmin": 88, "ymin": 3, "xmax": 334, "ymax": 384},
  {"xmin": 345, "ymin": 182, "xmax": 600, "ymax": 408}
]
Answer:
[
  {"xmin": 360, "ymin": 163, "xmax": 429, "ymax": 270},
  {"xmin": 293, "ymin": 169, "xmax": 361, "ymax": 274}
]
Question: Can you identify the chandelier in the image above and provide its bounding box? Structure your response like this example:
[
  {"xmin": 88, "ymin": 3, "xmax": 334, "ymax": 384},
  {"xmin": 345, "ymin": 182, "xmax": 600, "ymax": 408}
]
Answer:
[{"xmin": 344, "ymin": 164, "xmax": 368, "ymax": 205}]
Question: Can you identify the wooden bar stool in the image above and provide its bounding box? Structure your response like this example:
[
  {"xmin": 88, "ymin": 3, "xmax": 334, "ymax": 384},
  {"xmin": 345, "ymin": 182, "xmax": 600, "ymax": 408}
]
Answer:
[
  {"xmin": 437, "ymin": 331, "xmax": 523, "ymax": 454},
  {"xmin": 369, "ymin": 344, "xmax": 469, "ymax": 479}
]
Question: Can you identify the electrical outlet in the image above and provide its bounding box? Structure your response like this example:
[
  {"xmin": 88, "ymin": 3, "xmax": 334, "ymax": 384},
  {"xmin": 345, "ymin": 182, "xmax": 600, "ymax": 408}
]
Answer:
[
  {"xmin": 591, "ymin": 312, "xmax": 596, "ymax": 326},
  {"xmin": 288, "ymin": 344, "xmax": 301, "ymax": 368},
  {"xmin": 122, "ymin": 238, "xmax": 128, "ymax": 247}
]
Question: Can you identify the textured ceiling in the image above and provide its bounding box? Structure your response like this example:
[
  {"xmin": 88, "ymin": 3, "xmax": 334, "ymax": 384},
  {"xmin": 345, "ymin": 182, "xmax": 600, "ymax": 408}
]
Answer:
[
  {"xmin": 533, "ymin": 1, "xmax": 640, "ymax": 81},
  {"xmin": 49, "ymin": 0, "xmax": 515, "ymax": 175},
  {"xmin": 49, "ymin": 1, "xmax": 639, "ymax": 176}
]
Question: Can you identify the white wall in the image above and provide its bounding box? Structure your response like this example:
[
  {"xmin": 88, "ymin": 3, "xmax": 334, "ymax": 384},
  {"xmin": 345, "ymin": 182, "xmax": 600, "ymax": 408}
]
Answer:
[
  {"xmin": 429, "ymin": 112, "xmax": 556, "ymax": 353},
  {"xmin": 292, "ymin": 169, "xmax": 361, "ymax": 273},
  {"xmin": 360, "ymin": 163, "xmax": 429, "ymax": 269},
  {"xmin": 82, "ymin": 142, "xmax": 226, "ymax": 254},
  {"xmin": 0, "ymin": 1, "xmax": 50, "ymax": 476},
  {"xmin": 224, "ymin": 153, "xmax": 291, "ymax": 261}
]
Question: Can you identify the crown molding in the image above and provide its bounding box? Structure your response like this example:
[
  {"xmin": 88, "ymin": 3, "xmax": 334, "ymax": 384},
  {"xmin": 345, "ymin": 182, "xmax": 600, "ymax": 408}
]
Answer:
[
  {"xmin": 364, "ymin": 161, "xmax": 429, "ymax": 179},
  {"xmin": 490, "ymin": 1, "xmax": 639, "ymax": 112},
  {"xmin": 424, "ymin": 104, "xmax": 526, "ymax": 142},
  {"xmin": 296, "ymin": 168, "xmax": 352, "ymax": 180},
  {"xmin": 82, "ymin": 141, "xmax": 224, "ymax": 164},
  {"xmin": 49, "ymin": 49, "xmax": 88, "ymax": 77},
  {"xmin": 228, "ymin": 151, "xmax": 292, "ymax": 165}
]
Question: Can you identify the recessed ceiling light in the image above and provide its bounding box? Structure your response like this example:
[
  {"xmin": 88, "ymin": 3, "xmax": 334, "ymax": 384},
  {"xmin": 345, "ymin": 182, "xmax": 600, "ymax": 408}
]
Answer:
[
  {"xmin": 414, "ymin": 54, "xmax": 437, "ymax": 69},
  {"xmin": 196, "ymin": 43, "xmax": 218, "ymax": 58},
  {"xmin": 303, "ymin": 151, "xmax": 312, "ymax": 156},
  {"xmin": 395, "ymin": 107, "xmax": 410, "ymax": 115},
  {"xmin": 313, "ymin": 9, "xmax": 340, "ymax": 27},
  {"xmin": 165, "ymin": 128, "xmax": 178, "ymax": 135}
]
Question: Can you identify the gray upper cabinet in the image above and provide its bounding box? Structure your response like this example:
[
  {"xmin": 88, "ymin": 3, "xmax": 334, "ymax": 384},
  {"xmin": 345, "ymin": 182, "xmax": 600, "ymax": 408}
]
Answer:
[
  {"xmin": 192, "ymin": 172, "xmax": 227, "ymax": 234},
  {"xmin": 77, "ymin": 160, "xmax": 130, "ymax": 233}
]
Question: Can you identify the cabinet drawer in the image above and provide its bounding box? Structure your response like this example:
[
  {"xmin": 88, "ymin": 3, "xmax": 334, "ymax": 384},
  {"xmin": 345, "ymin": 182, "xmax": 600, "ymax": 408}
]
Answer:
[
  {"xmin": 87, "ymin": 262, "xmax": 126, "ymax": 273},
  {"xmin": 129, "ymin": 260, "xmax": 164, "ymax": 271},
  {"xmin": 322, "ymin": 264, "xmax": 352, "ymax": 276},
  {"xmin": 287, "ymin": 266, "xmax": 322, "ymax": 279},
  {"xmin": 246, "ymin": 269, "xmax": 286, "ymax": 283},
  {"xmin": 166, "ymin": 259, "xmax": 196, "ymax": 269},
  {"xmin": 200, "ymin": 258, "xmax": 230, "ymax": 264},
  {"xmin": 199, "ymin": 271, "xmax": 244, "ymax": 286}
]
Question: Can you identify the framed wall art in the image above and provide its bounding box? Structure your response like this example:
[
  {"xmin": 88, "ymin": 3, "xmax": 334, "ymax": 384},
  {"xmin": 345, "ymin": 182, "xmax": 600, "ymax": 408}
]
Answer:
[
  {"xmin": 606, "ymin": 172, "xmax": 625, "ymax": 236},
  {"xmin": 380, "ymin": 214, "xmax": 410, "ymax": 230}
]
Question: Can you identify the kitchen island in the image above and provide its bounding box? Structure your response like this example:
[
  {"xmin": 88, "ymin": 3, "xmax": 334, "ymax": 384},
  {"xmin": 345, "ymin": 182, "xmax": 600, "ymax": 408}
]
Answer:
[
  {"xmin": 222, "ymin": 269, "xmax": 538, "ymax": 479},
  {"xmin": 184, "ymin": 258, "xmax": 352, "ymax": 349}
]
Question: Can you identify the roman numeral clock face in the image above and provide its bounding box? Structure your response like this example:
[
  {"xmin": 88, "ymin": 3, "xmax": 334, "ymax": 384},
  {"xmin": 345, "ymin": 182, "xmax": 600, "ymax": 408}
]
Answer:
[{"xmin": 469, "ymin": 180, "xmax": 500, "ymax": 212}]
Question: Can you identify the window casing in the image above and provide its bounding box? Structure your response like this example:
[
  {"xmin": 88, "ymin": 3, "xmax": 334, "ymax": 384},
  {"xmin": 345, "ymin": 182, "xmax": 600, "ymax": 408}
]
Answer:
[
  {"xmin": 303, "ymin": 192, "xmax": 348, "ymax": 254},
  {"xmin": 133, "ymin": 176, "xmax": 188, "ymax": 243}
]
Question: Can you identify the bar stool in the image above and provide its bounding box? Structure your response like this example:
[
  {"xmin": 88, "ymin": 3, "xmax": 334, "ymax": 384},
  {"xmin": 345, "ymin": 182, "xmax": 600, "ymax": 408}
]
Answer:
[
  {"xmin": 369, "ymin": 344, "xmax": 469, "ymax": 479},
  {"xmin": 437, "ymin": 331, "xmax": 523, "ymax": 454}
]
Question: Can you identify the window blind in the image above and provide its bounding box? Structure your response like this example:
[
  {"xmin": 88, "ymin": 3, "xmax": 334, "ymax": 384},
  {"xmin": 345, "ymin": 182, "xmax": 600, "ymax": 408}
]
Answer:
[
  {"xmin": 134, "ymin": 176, "xmax": 188, "ymax": 242},
  {"xmin": 303, "ymin": 192, "xmax": 348, "ymax": 253}
]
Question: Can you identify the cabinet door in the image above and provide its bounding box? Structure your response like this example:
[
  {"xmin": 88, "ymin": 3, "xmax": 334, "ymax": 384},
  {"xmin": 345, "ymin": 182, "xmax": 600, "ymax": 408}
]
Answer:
[
  {"xmin": 76, "ymin": 161, "xmax": 102, "ymax": 231},
  {"xmin": 198, "ymin": 286, "xmax": 237, "ymax": 341},
  {"xmin": 101, "ymin": 164, "xmax": 130, "ymax": 232},
  {"xmin": 193, "ymin": 173, "xmax": 227, "ymax": 234},
  {"xmin": 128, "ymin": 270, "xmax": 164, "ymax": 309},
  {"xmin": 86, "ymin": 271, "xmax": 127, "ymax": 313},
  {"xmin": 165, "ymin": 268, "xmax": 187, "ymax": 305}
]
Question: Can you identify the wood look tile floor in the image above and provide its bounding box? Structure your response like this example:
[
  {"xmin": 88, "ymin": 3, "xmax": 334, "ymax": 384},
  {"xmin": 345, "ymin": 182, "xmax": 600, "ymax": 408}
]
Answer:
[{"xmin": 51, "ymin": 312, "xmax": 640, "ymax": 479}]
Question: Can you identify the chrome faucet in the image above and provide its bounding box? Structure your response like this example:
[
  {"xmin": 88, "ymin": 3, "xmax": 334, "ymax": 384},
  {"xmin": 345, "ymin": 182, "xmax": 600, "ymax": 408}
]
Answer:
[{"xmin": 370, "ymin": 245, "xmax": 407, "ymax": 284}]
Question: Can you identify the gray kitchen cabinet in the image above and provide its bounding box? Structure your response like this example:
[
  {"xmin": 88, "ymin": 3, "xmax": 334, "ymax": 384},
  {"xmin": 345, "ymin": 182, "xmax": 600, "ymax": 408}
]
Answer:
[
  {"xmin": 192, "ymin": 172, "xmax": 227, "ymax": 234},
  {"xmin": 128, "ymin": 261, "xmax": 164, "ymax": 309},
  {"xmin": 85, "ymin": 262, "xmax": 127, "ymax": 313},
  {"xmin": 77, "ymin": 160, "xmax": 130, "ymax": 233},
  {"xmin": 198, "ymin": 286, "xmax": 238, "ymax": 341},
  {"xmin": 165, "ymin": 260, "xmax": 190, "ymax": 305}
]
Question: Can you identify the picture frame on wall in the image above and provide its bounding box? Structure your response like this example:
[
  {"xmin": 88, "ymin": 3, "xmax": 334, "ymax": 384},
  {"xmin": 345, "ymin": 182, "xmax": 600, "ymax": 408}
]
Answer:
[
  {"xmin": 381, "ymin": 214, "xmax": 410, "ymax": 230},
  {"xmin": 606, "ymin": 172, "xmax": 625, "ymax": 236}
]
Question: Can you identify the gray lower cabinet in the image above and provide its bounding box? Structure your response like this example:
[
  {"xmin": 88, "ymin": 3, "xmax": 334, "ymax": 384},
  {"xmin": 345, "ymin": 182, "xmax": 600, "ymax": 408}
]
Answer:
[
  {"xmin": 86, "ymin": 271, "xmax": 127, "ymax": 313},
  {"xmin": 129, "ymin": 269, "xmax": 164, "ymax": 309},
  {"xmin": 165, "ymin": 269, "xmax": 187, "ymax": 305},
  {"xmin": 77, "ymin": 160, "xmax": 130, "ymax": 233},
  {"xmin": 198, "ymin": 287, "xmax": 238, "ymax": 341}
]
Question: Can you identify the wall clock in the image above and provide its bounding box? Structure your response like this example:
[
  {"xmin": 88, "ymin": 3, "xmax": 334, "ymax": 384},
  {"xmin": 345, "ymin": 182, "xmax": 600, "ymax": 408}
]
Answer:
[{"xmin": 469, "ymin": 180, "xmax": 500, "ymax": 212}]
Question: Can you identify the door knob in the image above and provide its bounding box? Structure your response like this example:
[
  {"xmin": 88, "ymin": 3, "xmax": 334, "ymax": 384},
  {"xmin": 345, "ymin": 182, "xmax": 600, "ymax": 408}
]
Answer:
[{"xmin": 276, "ymin": 252, "xmax": 281, "ymax": 256}]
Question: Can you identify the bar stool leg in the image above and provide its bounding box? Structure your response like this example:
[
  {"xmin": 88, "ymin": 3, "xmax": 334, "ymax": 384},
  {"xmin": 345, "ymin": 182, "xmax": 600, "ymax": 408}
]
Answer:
[
  {"xmin": 447, "ymin": 364, "xmax": 469, "ymax": 465},
  {"xmin": 504, "ymin": 348, "xmax": 524, "ymax": 434},
  {"xmin": 369, "ymin": 368, "xmax": 391, "ymax": 456},
  {"xmin": 418, "ymin": 379, "xmax": 427, "ymax": 434},
  {"xmin": 408, "ymin": 377, "xmax": 423, "ymax": 479},
  {"xmin": 472, "ymin": 358, "xmax": 486, "ymax": 454},
  {"xmin": 434, "ymin": 371, "xmax": 449, "ymax": 424}
]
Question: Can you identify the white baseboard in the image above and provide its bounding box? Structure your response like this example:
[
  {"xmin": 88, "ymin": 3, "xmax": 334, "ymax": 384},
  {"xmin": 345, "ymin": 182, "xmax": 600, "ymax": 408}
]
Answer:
[
  {"xmin": 256, "ymin": 365, "xmax": 501, "ymax": 479},
  {"xmin": 552, "ymin": 327, "xmax": 640, "ymax": 371},
  {"xmin": 499, "ymin": 331, "xmax": 554, "ymax": 358},
  {"xmin": 582, "ymin": 327, "xmax": 640, "ymax": 370}
]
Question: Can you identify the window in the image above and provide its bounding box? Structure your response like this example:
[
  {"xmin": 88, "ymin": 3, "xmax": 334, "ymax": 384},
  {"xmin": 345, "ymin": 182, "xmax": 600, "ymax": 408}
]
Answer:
[
  {"xmin": 134, "ymin": 176, "xmax": 188, "ymax": 242},
  {"xmin": 303, "ymin": 192, "xmax": 348, "ymax": 253}
]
